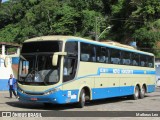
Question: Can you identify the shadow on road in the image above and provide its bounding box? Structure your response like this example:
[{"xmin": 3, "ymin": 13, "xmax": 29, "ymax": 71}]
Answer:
[
  {"xmin": 5, "ymin": 88, "xmax": 160, "ymax": 111},
  {"xmin": 5, "ymin": 97, "xmax": 11, "ymax": 98},
  {"xmin": 5, "ymin": 101, "xmax": 77, "ymax": 110},
  {"xmin": 5, "ymin": 96, "xmax": 134, "ymax": 111}
]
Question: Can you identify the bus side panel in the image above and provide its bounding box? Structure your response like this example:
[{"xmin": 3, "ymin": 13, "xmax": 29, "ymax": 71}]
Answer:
[
  {"xmin": 119, "ymin": 86, "xmax": 134, "ymax": 96},
  {"xmin": 147, "ymin": 85, "xmax": 155, "ymax": 93},
  {"xmin": 62, "ymin": 78, "xmax": 94, "ymax": 102},
  {"xmin": 60, "ymin": 89, "xmax": 79, "ymax": 103},
  {"xmin": 92, "ymin": 87, "xmax": 119, "ymax": 100},
  {"xmin": 119, "ymin": 76, "xmax": 133, "ymax": 96},
  {"xmin": 92, "ymin": 86, "xmax": 134, "ymax": 100},
  {"xmin": 93, "ymin": 77, "xmax": 120, "ymax": 99},
  {"xmin": 147, "ymin": 75, "xmax": 156, "ymax": 93}
]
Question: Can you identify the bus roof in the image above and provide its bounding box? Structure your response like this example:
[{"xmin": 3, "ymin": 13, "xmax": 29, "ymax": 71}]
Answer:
[
  {"xmin": 24, "ymin": 36, "xmax": 75, "ymax": 42},
  {"xmin": 24, "ymin": 35, "xmax": 154, "ymax": 56}
]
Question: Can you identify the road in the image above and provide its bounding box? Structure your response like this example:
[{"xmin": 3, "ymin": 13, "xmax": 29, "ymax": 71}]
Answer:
[{"xmin": 0, "ymin": 87, "xmax": 160, "ymax": 120}]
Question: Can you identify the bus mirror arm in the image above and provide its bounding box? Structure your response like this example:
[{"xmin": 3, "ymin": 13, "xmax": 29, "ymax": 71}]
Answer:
[{"xmin": 52, "ymin": 52, "xmax": 67, "ymax": 66}]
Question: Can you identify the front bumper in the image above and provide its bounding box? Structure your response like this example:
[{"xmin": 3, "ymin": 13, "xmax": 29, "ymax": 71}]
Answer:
[{"xmin": 17, "ymin": 89, "xmax": 79, "ymax": 104}]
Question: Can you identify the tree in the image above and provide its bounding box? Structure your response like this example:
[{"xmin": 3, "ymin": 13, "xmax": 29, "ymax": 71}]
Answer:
[
  {"xmin": 0, "ymin": 0, "xmax": 160, "ymax": 57},
  {"xmin": 107, "ymin": 0, "xmax": 160, "ymax": 55},
  {"xmin": 52, "ymin": 4, "xmax": 78, "ymax": 35}
]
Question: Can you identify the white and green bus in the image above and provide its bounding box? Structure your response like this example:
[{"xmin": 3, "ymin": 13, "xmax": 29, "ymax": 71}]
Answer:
[{"xmin": 17, "ymin": 36, "xmax": 155, "ymax": 108}]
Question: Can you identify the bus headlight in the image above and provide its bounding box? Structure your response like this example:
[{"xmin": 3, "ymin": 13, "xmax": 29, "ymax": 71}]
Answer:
[
  {"xmin": 18, "ymin": 87, "xmax": 25, "ymax": 94},
  {"xmin": 44, "ymin": 88, "xmax": 60, "ymax": 95}
]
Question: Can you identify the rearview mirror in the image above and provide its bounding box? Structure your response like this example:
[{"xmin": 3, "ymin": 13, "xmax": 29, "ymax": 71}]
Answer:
[{"xmin": 52, "ymin": 52, "xmax": 67, "ymax": 66}]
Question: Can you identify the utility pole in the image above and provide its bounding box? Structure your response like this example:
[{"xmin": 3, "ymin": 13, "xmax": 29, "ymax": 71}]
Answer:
[
  {"xmin": 98, "ymin": 26, "xmax": 112, "ymax": 39},
  {"xmin": 95, "ymin": 16, "xmax": 112, "ymax": 41}
]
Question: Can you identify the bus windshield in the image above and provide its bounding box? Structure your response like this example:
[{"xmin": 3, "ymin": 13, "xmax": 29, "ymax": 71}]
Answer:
[
  {"xmin": 18, "ymin": 54, "xmax": 60, "ymax": 85},
  {"xmin": 18, "ymin": 41, "xmax": 62, "ymax": 85}
]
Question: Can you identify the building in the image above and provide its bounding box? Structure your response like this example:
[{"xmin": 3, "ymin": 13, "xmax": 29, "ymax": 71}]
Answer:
[{"xmin": 0, "ymin": 42, "xmax": 20, "ymax": 90}]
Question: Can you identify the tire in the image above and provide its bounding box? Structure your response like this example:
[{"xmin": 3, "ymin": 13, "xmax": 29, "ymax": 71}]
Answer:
[
  {"xmin": 77, "ymin": 89, "xmax": 85, "ymax": 108},
  {"xmin": 132, "ymin": 86, "xmax": 140, "ymax": 100},
  {"xmin": 139, "ymin": 85, "xmax": 146, "ymax": 99}
]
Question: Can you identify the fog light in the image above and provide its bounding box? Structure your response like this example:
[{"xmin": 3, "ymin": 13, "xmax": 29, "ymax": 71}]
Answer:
[{"xmin": 53, "ymin": 98, "xmax": 56, "ymax": 101}]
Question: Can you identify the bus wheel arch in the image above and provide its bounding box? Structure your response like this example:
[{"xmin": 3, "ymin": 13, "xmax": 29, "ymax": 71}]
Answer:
[
  {"xmin": 77, "ymin": 89, "xmax": 85, "ymax": 108},
  {"xmin": 139, "ymin": 84, "xmax": 147, "ymax": 99},
  {"xmin": 77, "ymin": 86, "xmax": 91, "ymax": 108},
  {"xmin": 83, "ymin": 86, "xmax": 91, "ymax": 101}
]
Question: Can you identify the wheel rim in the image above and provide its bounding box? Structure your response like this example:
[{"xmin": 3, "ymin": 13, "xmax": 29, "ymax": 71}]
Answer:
[
  {"xmin": 135, "ymin": 87, "xmax": 139, "ymax": 98},
  {"xmin": 82, "ymin": 92, "xmax": 85, "ymax": 103},
  {"xmin": 141, "ymin": 86, "xmax": 145, "ymax": 95}
]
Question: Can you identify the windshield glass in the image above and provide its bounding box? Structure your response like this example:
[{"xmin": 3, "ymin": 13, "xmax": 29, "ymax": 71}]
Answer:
[
  {"xmin": 18, "ymin": 54, "xmax": 60, "ymax": 85},
  {"xmin": 21, "ymin": 41, "xmax": 61, "ymax": 53},
  {"xmin": 18, "ymin": 41, "xmax": 62, "ymax": 85}
]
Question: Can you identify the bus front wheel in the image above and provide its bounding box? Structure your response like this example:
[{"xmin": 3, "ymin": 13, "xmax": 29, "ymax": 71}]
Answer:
[
  {"xmin": 77, "ymin": 89, "xmax": 85, "ymax": 108},
  {"xmin": 133, "ymin": 86, "xmax": 140, "ymax": 100}
]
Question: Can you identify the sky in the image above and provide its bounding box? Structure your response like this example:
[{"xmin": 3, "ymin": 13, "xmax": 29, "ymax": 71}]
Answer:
[{"xmin": 2, "ymin": 0, "xmax": 8, "ymax": 3}]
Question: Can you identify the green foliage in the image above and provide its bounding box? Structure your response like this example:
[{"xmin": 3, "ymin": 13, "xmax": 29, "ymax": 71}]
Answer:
[
  {"xmin": 0, "ymin": 24, "xmax": 20, "ymax": 42},
  {"xmin": 133, "ymin": 19, "xmax": 160, "ymax": 55},
  {"xmin": 0, "ymin": 0, "xmax": 160, "ymax": 56},
  {"xmin": 81, "ymin": 10, "xmax": 98, "ymax": 36},
  {"xmin": 108, "ymin": 0, "xmax": 160, "ymax": 56},
  {"xmin": 52, "ymin": 4, "xmax": 80, "ymax": 35}
]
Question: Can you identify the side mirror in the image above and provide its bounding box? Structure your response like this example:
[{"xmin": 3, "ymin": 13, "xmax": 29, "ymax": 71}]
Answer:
[{"xmin": 52, "ymin": 52, "xmax": 67, "ymax": 66}]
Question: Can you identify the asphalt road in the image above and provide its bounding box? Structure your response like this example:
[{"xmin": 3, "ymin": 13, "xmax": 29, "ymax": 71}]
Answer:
[{"xmin": 0, "ymin": 87, "xmax": 160, "ymax": 120}]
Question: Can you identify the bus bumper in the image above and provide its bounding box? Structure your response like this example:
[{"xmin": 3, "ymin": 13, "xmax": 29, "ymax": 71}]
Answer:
[{"xmin": 17, "ymin": 89, "xmax": 79, "ymax": 104}]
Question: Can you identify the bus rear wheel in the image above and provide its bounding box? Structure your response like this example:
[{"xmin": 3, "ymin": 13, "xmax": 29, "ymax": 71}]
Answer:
[
  {"xmin": 139, "ymin": 85, "xmax": 146, "ymax": 99},
  {"xmin": 77, "ymin": 89, "xmax": 85, "ymax": 108},
  {"xmin": 133, "ymin": 85, "xmax": 140, "ymax": 100}
]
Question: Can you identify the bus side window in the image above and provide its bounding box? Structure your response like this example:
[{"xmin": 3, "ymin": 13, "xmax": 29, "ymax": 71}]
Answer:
[
  {"xmin": 147, "ymin": 56, "xmax": 154, "ymax": 68},
  {"xmin": 133, "ymin": 60, "xmax": 137, "ymax": 66},
  {"xmin": 92, "ymin": 56, "xmax": 96, "ymax": 62},
  {"xmin": 121, "ymin": 51, "xmax": 131, "ymax": 65},
  {"xmin": 148, "ymin": 63, "xmax": 153, "ymax": 67},
  {"xmin": 106, "ymin": 57, "xmax": 109, "ymax": 63},
  {"xmin": 80, "ymin": 43, "xmax": 95, "ymax": 62},
  {"xmin": 131, "ymin": 53, "xmax": 139, "ymax": 66},
  {"xmin": 99, "ymin": 56, "xmax": 105, "ymax": 63},
  {"xmin": 63, "ymin": 58, "xmax": 77, "ymax": 82},
  {"xmin": 110, "ymin": 48, "xmax": 120, "ymax": 64},
  {"xmin": 140, "ymin": 55, "xmax": 148, "ymax": 67},
  {"xmin": 96, "ymin": 46, "xmax": 106, "ymax": 63},
  {"xmin": 64, "ymin": 41, "xmax": 78, "ymax": 82},
  {"xmin": 81, "ymin": 54, "xmax": 90, "ymax": 62}
]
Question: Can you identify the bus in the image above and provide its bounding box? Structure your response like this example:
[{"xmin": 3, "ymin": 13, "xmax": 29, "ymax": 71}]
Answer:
[{"xmin": 17, "ymin": 36, "xmax": 155, "ymax": 108}]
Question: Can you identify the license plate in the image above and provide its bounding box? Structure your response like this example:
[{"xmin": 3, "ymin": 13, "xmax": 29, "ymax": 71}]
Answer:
[{"xmin": 30, "ymin": 98, "xmax": 37, "ymax": 101}]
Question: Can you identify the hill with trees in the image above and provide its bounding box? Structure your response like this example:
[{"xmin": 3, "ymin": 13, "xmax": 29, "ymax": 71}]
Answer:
[{"xmin": 0, "ymin": 0, "xmax": 160, "ymax": 55}]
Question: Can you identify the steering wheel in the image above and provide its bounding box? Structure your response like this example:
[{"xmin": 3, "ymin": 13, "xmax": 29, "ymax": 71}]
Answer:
[
  {"xmin": 25, "ymin": 70, "xmax": 48, "ymax": 85},
  {"xmin": 25, "ymin": 70, "xmax": 36, "ymax": 82}
]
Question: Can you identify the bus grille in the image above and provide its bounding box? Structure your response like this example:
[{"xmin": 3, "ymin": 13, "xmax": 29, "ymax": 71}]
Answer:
[{"xmin": 25, "ymin": 92, "xmax": 44, "ymax": 96}]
